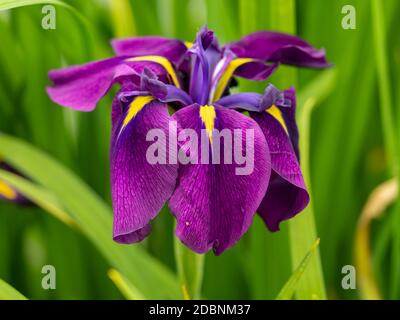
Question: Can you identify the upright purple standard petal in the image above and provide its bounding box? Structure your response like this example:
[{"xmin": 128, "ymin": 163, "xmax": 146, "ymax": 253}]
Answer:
[
  {"xmin": 226, "ymin": 31, "xmax": 330, "ymax": 68},
  {"xmin": 170, "ymin": 104, "xmax": 271, "ymax": 255},
  {"xmin": 188, "ymin": 27, "xmax": 221, "ymax": 104},
  {"xmin": 111, "ymin": 36, "xmax": 188, "ymax": 65},
  {"xmin": 250, "ymin": 111, "xmax": 309, "ymax": 231},
  {"xmin": 111, "ymin": 98, "xmax": 178, "ymax": 243}
]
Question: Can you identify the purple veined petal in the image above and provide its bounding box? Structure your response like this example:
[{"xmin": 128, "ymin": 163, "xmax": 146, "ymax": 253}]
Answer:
[
  {"xmin": 111, "ymin": 36, "xmax": 188, "ymax": 65},
  {"xmin": 47, "ymin": 56, "xmax": 176, "ymax": 112},
  {"xmin": 47, "ymin": 55, "xmax": 170, "ymax": 112},
  {"xmin": 111, "ymin": 98, "xmax": 178, "ymax": 244},
  {"xmin": 234, "ymin": 60, "xmax": 278, "ymax": 81},
  {"xmin": 169, "ymin": 104, "xmax": 271, "ymax": 255},
  {"xmin": 250, "ymin": 111, "xmax": 309, "ymax": 232},
  {"xmin": 225, "ymin": 31, "xmax": 331, "ymax": 68},
  {"xmin": 47, "ymin": 57, "xmax": 129, "ymax": 111}
]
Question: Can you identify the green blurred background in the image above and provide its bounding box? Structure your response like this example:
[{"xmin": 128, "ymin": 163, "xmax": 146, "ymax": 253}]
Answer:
[{"xmin": 0, "ymin": 0, "xmax": 399, "ymax": 300}]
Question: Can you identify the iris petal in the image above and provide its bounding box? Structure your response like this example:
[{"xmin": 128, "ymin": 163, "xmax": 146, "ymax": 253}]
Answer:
[
  {"xmin": 111, "ymin": 36, "xmax": 188, "ymax": 65},
  {"xmin": 210, "ymin": 53, "xmax": 277, "ymax": 102},
  {"xmin": 111, "ymin": 98, "xmax": 178, "ymax": 243},
  {"xmin": 250, "ymin": 111, "xmax": 309, "ymax": 231},
  {"xmin": 0, "ymin": 180, "xmax": 17, "ymax": 201},
  {"xmin": 170, "ymin": 104, "xmax": 271, "ymax": 255},
  {"xmin": 0, "ymin": 162, "xmax": 33, "ymax": 205},
  {"xmin": 226, "ymin": 31, "xmax": 330, "ymax": 68},
  {"xmin": 47, "ymin": 57, "xmax": 172, "ymax": 111}
]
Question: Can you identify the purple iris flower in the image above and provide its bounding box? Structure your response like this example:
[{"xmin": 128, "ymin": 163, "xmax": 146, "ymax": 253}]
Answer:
[
  {"xmin": 0, "ymin": 161, "xmax": 33, "ymax": 205},
  {"xmin": 47, "ymin": 27, "xmax": 329, "ymax": 255}
]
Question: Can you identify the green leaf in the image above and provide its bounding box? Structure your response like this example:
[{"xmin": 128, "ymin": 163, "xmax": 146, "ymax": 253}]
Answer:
[
  {"xmin": 0, "ymin": 169, "xmax": 76, "ymax": 228},
  {"xmin": 266, "ymin": 0, "xmax": 328, "ymax": 300},
  {"xmin": 0, "ymin": 133, "xmax": 181, "ymax": 299},
  {"xmin": 108, "ymin": 269, "xmax": 145, "ymax": 300},
  {"xmin": 108, "ymin": 0, "xmax": 136, "ymax": 37},
  {"xmin": 174, "ymin": 235, "xmax": 204, "ymax": 299},
  {"xmin": 371, "ymin": 0, "xmax": 397, "ymax": 175},
  {"xmin": 276, "ymin": 239, "xmax": 320, "ymax": 300},
  {"xmin": 0, "ymin": 279, "xmax": 28, "ymax": 300},
  {"xmin": 0, "ymin": 0, "xmax": 93, "ymax": 57},
  {"xmin": 289, "ymin": 70, "xmax": 336, "ymax": 300},
  {"xmin": 0, "ymin": 0, "xmax": 85, "ymax": 22}
]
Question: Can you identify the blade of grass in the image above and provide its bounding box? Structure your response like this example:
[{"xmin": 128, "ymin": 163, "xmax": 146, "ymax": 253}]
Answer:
[
  {"xmin": 291, "ymin": 69, "xmax": 336, "ymax": 300},
  {"xmin": 108, "ymin": 269, "xmax": 145, "ymax": 300},
  {"xmin": 355, "ymin": 178, "xmax": 397, "ymax": 299},
  {"xmin": 0, "ymin": 133, "xmax": 181, "ymax": 299},
  {"xmin": 371, "ymin": 0, "xmax": 400, "ymax": 298},
  {"xmin": 0, "ymin": 0, "xmax": 87, "ymax": 27},
  {"xmin": 0, "ymin": 169, "xmax": 75, "ymax": 228},
  {"xmin": 109, "ymin": 0, "xmax": 136, "ymax": 37},
  {"xmin": 0, "ymin": 278, "xmax": 28, "ymax": 300},
  {"xmin": 276, "ymin": 239, "xmax": 320, "ymax": 300},
  {"xmin": 371, "ymin": 0, "xmax": 397, "ymax": 174},
  {"xmin": 267, "ymin": 0, "xmax": 327, "ymax": 300}
]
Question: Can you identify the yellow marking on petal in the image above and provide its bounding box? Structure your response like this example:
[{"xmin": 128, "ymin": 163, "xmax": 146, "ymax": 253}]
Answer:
[
  {"xmin": 119, "ymin": 96, "xmax": 155, "ymax": 135},
  {"xmin": 184, "ymin": 41, "xmax": 193, "ymax": 49},
  {"xmin": 267, "ymin": 104, "xmax": 289, "ymax": 134},
  {"xmin": 127, "ymin": 55, "xmax": 181, "ymax": 88},
  {"xmin": 0, "ymin": 180, "xmax": 17, "ymax": 200},
  {"xmin": 212, "ymin": 58, "xmax": 254, "ymax": 102},
  {"xmin": 199, "ymin": 105, "xmax": 216, "ymax": 144}
]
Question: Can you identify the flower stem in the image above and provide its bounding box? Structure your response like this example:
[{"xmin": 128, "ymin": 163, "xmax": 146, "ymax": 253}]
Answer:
[{"xmin": 174, "ymin": 235, "xmax": 204, "ymax": 300}]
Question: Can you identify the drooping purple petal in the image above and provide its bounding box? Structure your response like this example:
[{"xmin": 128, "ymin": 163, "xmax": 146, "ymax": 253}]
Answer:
[
  {"xmin": 250, "ymin": 111, "xmax": 309, "ymax": 231},
  {"xmin": 226, "ymin": 31, "xmax": 330, "ymax": 68},
  {"xmin": 169, "ymin": 104, "xmax": 271, "ymax": 255},
  {"xmin": 111, "ymin": 99, "xmax": 178, "ymax": 243},
  {"xmin": 47, "ymin": 57, "xmax": 171, "ymax": 111},
  {"xmin": 111, "ymin": 36, "xmax": 188, "ymax": 65},
  {"xmin": 234, "ymin": 60, "xmax": 278, "ymax": 80}
]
